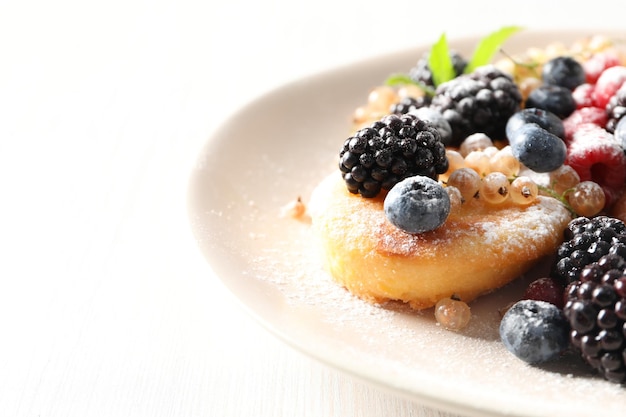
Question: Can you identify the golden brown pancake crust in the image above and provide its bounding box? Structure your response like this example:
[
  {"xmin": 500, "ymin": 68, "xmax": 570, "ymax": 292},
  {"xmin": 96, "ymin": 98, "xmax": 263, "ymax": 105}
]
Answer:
[{"xmin": 309, "ymin": 173, "xmax": 572, "ymax": 309}]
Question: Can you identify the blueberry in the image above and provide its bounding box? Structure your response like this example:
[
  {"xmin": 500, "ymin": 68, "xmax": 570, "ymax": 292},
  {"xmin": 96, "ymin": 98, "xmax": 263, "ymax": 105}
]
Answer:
[
  {"xmin": 525, "ymin": 85, "xmax": 576, "ymax": 119},
  {"xmin": 509, "ymin": 123, "xmax": 567, "ymax": 173},
  {"xmin": 542, "ymin": 56, "xmax": 586, "ymax": 90},
  {"xmin": 506, "ymin": 108, "xmax": 565, "ymax": 140},
  {"xmin": 499, "ymin": 300, "xmax": 570, "ymax": 364},
  {"xmin": 410, "ymin": 107, "xmax": 453, "ymax": 146},
  {"xmin": 383, "ymin": 175, "xmax": 450, "ymax": 234},
  {"xmin": 615, "ymin": 116, "xmax": 626, "ymax": 151}
]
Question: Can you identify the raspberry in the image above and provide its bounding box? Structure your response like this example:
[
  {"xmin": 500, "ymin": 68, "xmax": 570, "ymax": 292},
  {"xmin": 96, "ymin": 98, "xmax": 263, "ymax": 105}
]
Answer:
[
  {"xmin": 430, "ymin": 65, "xmax": 522, "ymax": 145},
  {"xmin": 572, "ymin": 83, "xmax": 596, "ymax": 109},
  {"xmin": 583, "ymin": 51, "xmax": 623, "ymax": 84},
  {"xmin": 562, "ymin": 107, "xmax": 608, "ymax": 142},
  {"xmin": 338, "ymin": 114, "xmax": 448, "ymax": 198},
  {"xmin": 565, "ymin": 123, "xmax": 626, "ymax": 207},
  {"xmin": 593, "ymin": 66, "xmax": 626, "ymax": 109}
]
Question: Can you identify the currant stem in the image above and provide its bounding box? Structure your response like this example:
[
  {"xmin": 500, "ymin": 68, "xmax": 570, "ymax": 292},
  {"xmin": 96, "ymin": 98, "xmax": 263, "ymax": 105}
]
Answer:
[{"xmin": 536, "ymin": 183, "xmax": 578, "ymax": 217}]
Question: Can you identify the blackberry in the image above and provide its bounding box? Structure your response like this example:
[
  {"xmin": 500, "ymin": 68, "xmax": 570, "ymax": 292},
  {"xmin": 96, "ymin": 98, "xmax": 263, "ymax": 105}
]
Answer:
[
  {"xmin": 563, "ymin": 254, "xmax": 626, "ymax": 383},
  {"xmin": 338, "ymin": 113, "xmax": 448, "ymax": 198},
  {"xmin": 552, "ymin": 216, "xmax": 626, "ymax": 284},
  {"xmin": 430, "ymin": 65, "xmax": 522, "ymax": 146},
  {"xmin": 605, "ymin": 86, "xmax": 626, "ymax": 133},
  {"xmin": 390, "ymin": 96, "xmax": 431, "ymax": 115},
  {"xmin": 409, "ymin": 51, "xmax": 467, "ymax": 87},
  {"xmin": 555, "ymin": 216, "xmax": 626, "ymax": 383}
]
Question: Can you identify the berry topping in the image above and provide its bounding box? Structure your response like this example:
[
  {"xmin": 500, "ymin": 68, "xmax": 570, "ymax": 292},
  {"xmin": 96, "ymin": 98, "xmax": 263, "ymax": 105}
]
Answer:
[
  {"xmin": 614, "ymin": 116, "xmax": 626, "ymax": 150},
  {"xmin": 565, "ymin": 123, "xmax": 626, "ymax": 207},
  {"xmin": 605, "ymin": 84, "xmax": 626, "ymax": 133},
  {"xmin": 499, "ymin": 299, "xmax": 570, "ymax": 364},
  {"xmin": 582, "ymin": 51, "xmax": 622, "ymax": 84},
  {"xmin": 509, "ymin": 123, "xmax": 567, "ymax": 173},
  {"xmin": 409, "ymin": 107, "xmax": 453, "ymax": 146},
  {"xmin": 390, "ymin": 95, "xmax": 431, "ymax": 115},
  {"xmin": 434, "ymin": 297, "xmax": 472, "ymax": 331},
  {"xmin": 506, "ymin": 107, "xmax": 565, "ymax": 139},
  {"xmin": 509, "ymin": 176, "xmax": 539, "ymax": 205},
  {"xmin": 552, "ymin": 216, "xmax": 626, "ymax": 284},
  {"xmin": 525, "ymin": 84, "xmax": 576, "ymax": 119},
  {"xmin": 562, "ymin": 245, "xmax": 626, "ymax": 382},
  {"xmin": 446, "ymin": 167, "xmax": 481, "ymax": 202},
  {"xmin": 339, "ymin": 113, "xmax": 448, "ymax": 198},
  {"xmin": 572, "ymin": 83, "xmax": 596, "ymax": 109},
  {"xmin": 542, "ymin": 56, "xmax": 586, "ymax": 90},
  {"xmin": 430, "ymin": 65, "xmax": 522, "ymax": 145},
  {"xmin": 593, "ymin": 66, "xmax": 626, "ymax": 109},
  {"xmin": 409, "ymin": 51, "xmax": 468, "ymax": 88},
  {"xmin": 523, "ymin": 277, "xmax": 565, "ymax": 309},
  {"xmin": 566, "ymin": 181, "xmax": 607, "ymax": 218},
  {"xmin": 479, "ymin": 171, "xmax": 510, "ymax": 204},
  {"xmin": 562, "ymin": 107, "xmax": 608, "ymax": 142},
  {"xmin": 383, "ymin": 175, "xmax": 450, "ymax": 234}
]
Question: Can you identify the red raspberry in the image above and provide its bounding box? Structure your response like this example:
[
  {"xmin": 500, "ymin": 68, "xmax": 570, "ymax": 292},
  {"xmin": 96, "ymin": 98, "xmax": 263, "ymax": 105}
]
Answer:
[
  {"xmin": 583, "ymin": 51, "xmax": 622, "ymax": 84},
  {"xmin": 572, "ymin": 83, "xmax": 596, "ymax": 109},
  {"xmin": 593, "ymin": 66, "xmax": 626, "ymax": 108},
  {"xmin": 562, "ymin": 107, "xmax": 608, "ymax": 142},
  {"xmin": 566, "ymin": 123, "xmax": 626, "ymax": 207}
]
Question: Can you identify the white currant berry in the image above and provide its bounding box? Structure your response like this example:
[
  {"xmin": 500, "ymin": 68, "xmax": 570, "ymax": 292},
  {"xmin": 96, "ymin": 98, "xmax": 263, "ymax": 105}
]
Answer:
[{"xmin": 435, "ymin": 297, "xmax": 471, "ymax": 331}]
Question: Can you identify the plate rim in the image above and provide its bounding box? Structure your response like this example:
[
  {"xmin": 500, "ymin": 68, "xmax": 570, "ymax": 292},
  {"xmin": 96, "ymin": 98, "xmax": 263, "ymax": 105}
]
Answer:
[{"xmin": 187, "ymin": 28, "xmax": 626, "ymax": 417}]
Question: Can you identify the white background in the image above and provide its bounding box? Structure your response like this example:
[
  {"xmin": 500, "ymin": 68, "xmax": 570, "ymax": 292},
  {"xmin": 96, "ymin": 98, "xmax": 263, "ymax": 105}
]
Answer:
[{"xmin": 0, "ymin": 1, "xmax": 622, "ymax": 416}]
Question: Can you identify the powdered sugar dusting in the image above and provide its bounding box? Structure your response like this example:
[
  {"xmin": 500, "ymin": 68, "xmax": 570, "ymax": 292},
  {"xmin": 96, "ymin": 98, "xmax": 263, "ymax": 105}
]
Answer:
[{"xmin": 226, "ymin": 184, "xmax": 626, "ymax": 417}]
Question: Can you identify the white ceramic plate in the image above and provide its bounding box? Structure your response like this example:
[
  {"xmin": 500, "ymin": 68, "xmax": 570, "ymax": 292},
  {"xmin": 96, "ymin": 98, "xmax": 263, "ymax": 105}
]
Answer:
[{"xmin": 188, "ymin": 30, "xmax": 626, "ymax": 417}]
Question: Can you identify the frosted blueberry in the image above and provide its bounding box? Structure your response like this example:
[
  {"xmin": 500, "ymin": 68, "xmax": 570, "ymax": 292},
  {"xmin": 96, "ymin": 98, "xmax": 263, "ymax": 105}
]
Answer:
[
  {"xmin": 506, "ymin": 108, "xmax": 565, "ymax": 140},
  {"xmin": 499, "ymin": 300, "xmax": 570, "ymax": 364},
  {"xmin": 525, "ymin": 85, "xmax": 576, "ymax": 119},
  {"xmin": 541, "ymin": 56, "xmax": 586, "ymax": 90},
  {"xmin": 384, "ymin": 175, "xmax": 450, "ymax": 234},
  {"xmin": 542, "ymin": 56, "xmax": 586, "ymax": 90},
  {"xmin": 509, "ymin": 123, "xmax": 567, "ymax": 173}
]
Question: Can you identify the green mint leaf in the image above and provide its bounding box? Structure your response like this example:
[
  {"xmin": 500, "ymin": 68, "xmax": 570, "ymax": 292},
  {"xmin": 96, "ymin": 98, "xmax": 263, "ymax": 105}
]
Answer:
[
  {"xmin": 384, "ymin": 73, "xmax": 416, "ymax": 86},
  {"xmin": 465, "ymin": 26, "xmax": 524, "ymax": 73},
  {"xmin": 429, "ymin": 33, "xmax": 456, "ymax": 86},
  {"xmin": 384, "ymin": 74, "xmax": 436, "ymax": 96}
]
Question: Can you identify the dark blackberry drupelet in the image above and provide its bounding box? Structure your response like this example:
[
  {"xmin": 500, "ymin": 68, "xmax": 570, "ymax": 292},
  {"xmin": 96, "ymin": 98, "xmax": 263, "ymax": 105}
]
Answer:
[
  {"xmin": 338, "ymin": 113, "xmax": 448, "ymax": 198},
  {"xmin": 563, "ymin": 252, "xmax": 626, "ymax": 383},
  {"xmin": 429, "ymin": 65, "xmax": 522, "ymax": 146},
  {"xmin": 605, "ymin": 86, "xmax": 626, "ymax": 133},
  {"xmin": 554, "ymin": 216, "xmax": 626, "ymax": 383},
  {"xmin": 408, "ymin": 51, "xmax": 467, "ymax": 88},
  {"xmin": 390, "ymin": 96, "xmax": 431, "ymax": 115},
  {"xmin": 552, "ymin": 216, "xmax": 626, "ymax": 284}
]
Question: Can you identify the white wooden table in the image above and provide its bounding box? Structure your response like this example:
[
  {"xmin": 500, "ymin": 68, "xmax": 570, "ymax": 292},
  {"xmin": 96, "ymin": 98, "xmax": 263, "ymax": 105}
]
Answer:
[{"xmin": 0, "ymin": 1, "xmax": 621, "ymax": 416}]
